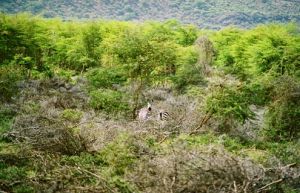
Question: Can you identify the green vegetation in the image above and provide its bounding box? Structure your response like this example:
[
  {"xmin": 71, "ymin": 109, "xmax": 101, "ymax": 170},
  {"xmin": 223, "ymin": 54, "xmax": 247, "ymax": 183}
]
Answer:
[
  {"xmin": 0, "ymin": 107, "xmax": 15, "ymax": 136},
  {"xmin": 264, "ymin": 76, "xmax": 300, "ymax": 141},
  {"xmin": 0, "ymin": 65, "xmax": 24, "ymax": 102},
  {"xmin": 61, "ymin": 109, "xmax": 83, "ymax": 122},
  {"xmin": 0, "ymin": 13, "xmax": 299, "ymax": 192},
  {"xmin": 212, "ymin": 24, "xmax": 300, "ymax": 79},
  {"xmin": 87, "ymin": 66, "xmax": 127, "ymax": 89},
  {"xmin": 89, "ymin": 89, "xmax": 130, "ymax": 114}
]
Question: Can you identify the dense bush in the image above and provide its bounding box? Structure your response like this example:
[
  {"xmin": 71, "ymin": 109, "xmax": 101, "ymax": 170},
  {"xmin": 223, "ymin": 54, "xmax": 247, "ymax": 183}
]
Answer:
[
  {"xmin": 207, "ymin": 24, "xmax": 300, "ymax": 140},
  {"xmin": 171, "ymin": 46, "xmax": 204, "ymax": 91},
  {"xmin": 0, "ymin": 65, "xmax": 24, "ymax": 102},
  {"xmin": 240, "ymin": 74, "xmax": 274, "ymax": 106},
  {"xmin": 100, "ymin": 25, "xmax": 178, "ymax": 87},
  {"xmin": 87, "ymin": 66, "xmax": 127, "ymax": 89},
  {"xmin": 205, "ymin": 84, "xmax": 255, "ymax": 127},
  {"xmin": 0, "ymin": 158, "xmax": 34, "ymax": 193},
  {"xmin": 211, "ymin": 27, "xmax": 245, "ymax": 77},
  {"xmin": 0, "ymin": 106, "xmax": 16, "ymax": 135},
  {"xmin": 1, "ymin": 14, "xmax": 200, "ymax": 91},
  {"xmin": 264, "ymin": 76, "xmax": 300, "ymax": 141},
  {"xmin": 100, "ymin": 134, "xmax": 141, "ymax": 176},
  {"xmin": 89, "ymin": 89, "xmax": 130, "ymax": 114},
  {"xmin": 212, "ymin": 24, "xmax": 300, "ymax": 80}
]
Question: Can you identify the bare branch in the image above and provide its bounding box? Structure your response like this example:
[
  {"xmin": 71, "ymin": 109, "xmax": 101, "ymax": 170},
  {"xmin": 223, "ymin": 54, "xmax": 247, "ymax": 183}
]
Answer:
[{"xmin": 257, "ymin": 179, "xmax": 283, "ymax": 192}]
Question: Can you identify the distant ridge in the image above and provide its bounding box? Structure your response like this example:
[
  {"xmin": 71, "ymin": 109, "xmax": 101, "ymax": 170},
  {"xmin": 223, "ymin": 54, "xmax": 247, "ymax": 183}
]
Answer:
[{"xmin": 1, "ymin": 0, "xmax": 299, "ymax": 29}]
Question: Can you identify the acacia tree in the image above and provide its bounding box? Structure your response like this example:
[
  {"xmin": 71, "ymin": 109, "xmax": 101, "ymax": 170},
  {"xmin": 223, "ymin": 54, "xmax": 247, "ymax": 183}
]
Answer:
[
  {"xmin": 112, "ymin": 29, "xmax": 158, "ymax": 117},
  {"xmin": 100, "ymin": 25, "xmax": 178, "ymax": 117}
]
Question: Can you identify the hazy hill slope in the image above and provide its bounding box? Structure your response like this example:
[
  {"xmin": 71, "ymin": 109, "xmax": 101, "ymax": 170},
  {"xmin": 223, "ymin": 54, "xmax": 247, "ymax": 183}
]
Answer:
[{"xmin": 1, "ymin": 0, "xmax": 300, "ymax": 28}]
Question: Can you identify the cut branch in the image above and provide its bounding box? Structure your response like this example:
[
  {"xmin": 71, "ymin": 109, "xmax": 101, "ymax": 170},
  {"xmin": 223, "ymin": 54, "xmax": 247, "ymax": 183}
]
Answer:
[
  {"xmin": 257, "ymin": 179, "xmax": 283, "ymax": 192},
  {"xmin": 189, "ymin": 111, "xmax": 213, "ymax": 135}
]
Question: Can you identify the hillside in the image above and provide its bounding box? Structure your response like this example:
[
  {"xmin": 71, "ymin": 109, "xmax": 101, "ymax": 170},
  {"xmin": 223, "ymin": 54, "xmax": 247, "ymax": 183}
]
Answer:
[{"xmin": 1, "ymin": 0, "xmax": 300, "ymax": 28}]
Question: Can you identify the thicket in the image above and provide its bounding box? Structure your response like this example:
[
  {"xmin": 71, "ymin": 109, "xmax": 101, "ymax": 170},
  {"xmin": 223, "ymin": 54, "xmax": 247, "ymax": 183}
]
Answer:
[
  {"xmin": 209, "ymin": 24, "xmax": 300, "ymax": 140},
  {"xmin": 212, "ymin": 24, "xmax": 300, "ymax": 79}
]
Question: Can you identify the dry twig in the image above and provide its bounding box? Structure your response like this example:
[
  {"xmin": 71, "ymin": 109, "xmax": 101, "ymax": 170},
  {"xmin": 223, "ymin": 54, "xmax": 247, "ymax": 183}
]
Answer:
[{"xmin": 257, "ymin": 178, "xmax": 283, "ymax": 192}]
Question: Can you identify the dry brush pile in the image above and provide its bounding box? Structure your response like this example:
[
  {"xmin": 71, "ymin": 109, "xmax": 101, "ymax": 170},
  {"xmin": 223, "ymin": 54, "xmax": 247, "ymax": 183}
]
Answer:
[
  {"xmin": 126, "ymin": 139, "xmax": 299, "ymax": 193},
  {"xmin": 5, "ymin": 77, "xmax": 90, "ymax": 154},
  {"xmin": 1, "ymin": 77, "xmax": 299, "ymax": 192}
]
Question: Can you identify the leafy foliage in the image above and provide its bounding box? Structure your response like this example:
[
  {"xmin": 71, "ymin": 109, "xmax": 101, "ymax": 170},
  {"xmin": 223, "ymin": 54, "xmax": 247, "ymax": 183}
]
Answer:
[
  {"xmin": 205, "ymin": 84, "xmax": 255, "ymax": 125},
  {"xmin": 0, "ymin": 107, "xmax": 15, "ymax": 135},
  {"xmin": 0, "ymin": 65, "xmax": 24, "ymax": 102},
  {"xmin": 264, "ymin": 76, "xmax": 300, "ymax": 141},
  {"xmin": 87, "ymin": 66, "xmax": 127, "ymax": 89},
  {"xmin": 171, "ymin": 46, "xmax": 203, "ymax": 91},
  {"xmin": 212, "ymin": 24, "xmax": 300, "ymax": 80},
  {"xmin": 61, "ymin": 109, "xmax": 83, "ymax": 122},
  {"xmin": 89, "ymin": 89, "xmax": 129, "ymax": 114}
]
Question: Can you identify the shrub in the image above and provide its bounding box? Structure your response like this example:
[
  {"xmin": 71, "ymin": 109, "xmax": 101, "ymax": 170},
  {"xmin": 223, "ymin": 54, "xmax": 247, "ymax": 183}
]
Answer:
[
  {"xmin": 264, "ymin": 76, "xmax": 300, "ymax": 141},
  {"xmin": 87, "ymin": 66, "xmax": 126, "ymax": 89},
  {"xmin": 0, "ymin": 65, "xmax": 24, "ymax": 102},
  {"xmin": 0, "ymin": 107, "xmax": 16, "ymax": 135},
  {"xmin": 0, "ymin": 165, "xmax": 27, "ymax": 181},
  {"xmin": 212, "ymin": 24, "xmax": 300, "ymax": 80},
  {"xmin": 205, "ymin": 85, "xmax": 255, "ymax": 126},
  {"xmin": 61, "ymin": 109, "xmax": 83, "ymax": 122},
  {"xmin": 89, "ymin": 89, "xmax": 129, "ymax": 114},
  {"xmin": 172, "ymin": 63, "xmax": 204, "ymax": 91},
  {"xmin": 98, "ymin": 133, "xmax": 147, "ymax": 192},
  {"xmin": 100, "ymin": 134, "xmax": 139, "ymax": 175},
  {"xmin": 12, "ymin": 55, "xmax": 33, "ymax": 78},
  {"xmin": 211, "ymin": 27, "xmax": 245, "ymax": 77},
  {"xmin": 266, "ymin": 142, "xmax": 300, "ymax": 164},
  {"xmin": 172, "ymin": 46, "xmax": 203, "ymax": 91},
  {"xmin": 240, "ymin": 74, "xmax": 274, "ymax": 106},
  {"xmin": 0, "ymin": 145, "xmax": 35, "ymax": 193}
]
